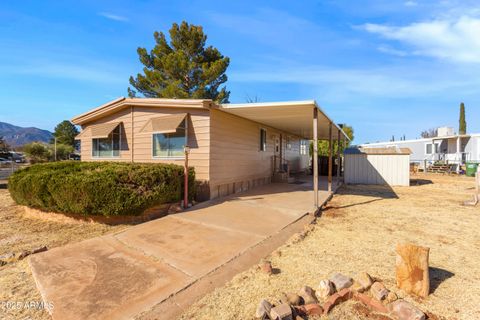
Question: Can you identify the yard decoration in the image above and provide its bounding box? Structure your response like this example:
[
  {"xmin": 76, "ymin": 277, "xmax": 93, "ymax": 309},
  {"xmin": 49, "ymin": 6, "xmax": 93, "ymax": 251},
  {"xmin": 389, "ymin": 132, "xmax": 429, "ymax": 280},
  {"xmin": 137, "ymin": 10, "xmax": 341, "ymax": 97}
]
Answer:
[{"xmin": 395, "ymin": 243, "xmax": 430, "ymax": 298}]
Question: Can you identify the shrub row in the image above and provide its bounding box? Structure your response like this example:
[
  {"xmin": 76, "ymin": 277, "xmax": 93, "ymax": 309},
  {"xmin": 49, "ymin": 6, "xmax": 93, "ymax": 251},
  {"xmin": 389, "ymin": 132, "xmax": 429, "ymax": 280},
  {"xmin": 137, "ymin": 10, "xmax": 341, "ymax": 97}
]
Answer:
[{"xmin": 8, "ymin": 161, "xmax": 195, "ymax": 217}]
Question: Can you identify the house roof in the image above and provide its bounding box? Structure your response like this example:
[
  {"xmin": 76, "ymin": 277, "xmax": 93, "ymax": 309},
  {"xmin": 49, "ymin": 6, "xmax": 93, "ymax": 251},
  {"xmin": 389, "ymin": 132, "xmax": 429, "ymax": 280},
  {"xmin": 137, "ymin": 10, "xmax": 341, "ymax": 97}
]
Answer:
[
  {"xmin": 72, "ymin": 97, "xmax": 349, "ymax": 141},
  {"xmin": 345, "ymin": 147, "xmax": 412, "ymax": 155},
  {"xmin": 71, "ymin": 97, "xmax": 212, "ymax": 125}
]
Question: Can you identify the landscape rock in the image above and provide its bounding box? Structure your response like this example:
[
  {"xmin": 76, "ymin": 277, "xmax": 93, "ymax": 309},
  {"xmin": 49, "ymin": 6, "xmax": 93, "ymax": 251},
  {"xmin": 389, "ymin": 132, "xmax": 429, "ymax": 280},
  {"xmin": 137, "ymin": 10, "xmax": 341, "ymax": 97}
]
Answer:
[
  {"xmin": 322, "ymin": 288, "xmax": 352, "ymax": 314},
  {"xmin": 389, "ymin": 300, "xmax": 426, "ymax": 320},
  {"xmin": 298, "ymin": 286, "xmax": 318, "ymax": 304},
  {"xmin": 278, "ymin": 293, "xmax": 289, "ymax": 305},
  {"xmin": 286, "ymin": 293, "xmax": 302, "ymax": 306},
  {"xmin": 371, "ymin": 282, "xmax": 389, "ymax": 301},
  {"xmin": 260, "ymin": 260, "xmax": 273, "ymax": 275},
  {"xmin": 396, "ymin": 243, "xmax": 430, "ymax": 298},
  {"xmin": 256, "ymin": 299, "xmax": 272, "ymax": 319},
  {"xmin": 353, "ymin": 292, "xmax": 389, "ymax": 314},
  {"xmin": 329, "ymin": 273, "xmax": 353, "ymax": 291},
  {"xmin": 385, "ymin": 291, "xmax": 398, "ymax": 304},
  {"xmin": 356, "ymin": 272, "xmax": 374, "ymax": 291},
  {"xmin": 270, "ymin": 303, "xmax": 293, "ymax": 320},
  {"xmin": 303, "ymin": 304, "xmax": 323, "ymax": 316},
  {"xmin": 317, "ymin": 279, "xmax": 335, "ymax": 299}
]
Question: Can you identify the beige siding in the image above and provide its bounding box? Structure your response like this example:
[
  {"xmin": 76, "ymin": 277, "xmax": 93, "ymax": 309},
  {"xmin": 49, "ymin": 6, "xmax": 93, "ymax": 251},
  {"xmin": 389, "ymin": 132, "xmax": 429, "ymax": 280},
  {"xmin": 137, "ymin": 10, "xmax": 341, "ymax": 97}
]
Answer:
[
  {"xmin": 78, "ymin": 106, "xmax": 210, "ymax": 181},
  {"xmin": 209, "ymin": 109, "xmax": 306, "ymax": 198},
  {"xmin": 344, "ymin": 154, "xmax": 410, "ymax": 186}
]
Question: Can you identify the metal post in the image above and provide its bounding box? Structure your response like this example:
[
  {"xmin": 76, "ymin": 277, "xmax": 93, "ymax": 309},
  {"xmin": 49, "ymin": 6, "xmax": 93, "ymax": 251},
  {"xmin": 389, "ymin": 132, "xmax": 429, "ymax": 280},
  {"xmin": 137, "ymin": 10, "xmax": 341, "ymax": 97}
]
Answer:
[
  {"xmin": 184, "ymin": 146, "xmax": 190, "ymax": 209},
  {"xmin": 313, "ymin": 108, "xmax": 319, "ymax": 209},
  {"xmin": 337, "ymin": 129, "xmax": 341, "ymax": 185},
  {"xmin": 328, "ymin": 122, "xmax": 333, "ymax": 192},
  {"xmin": 456, "ymin": 135, "xmax": 461, "ymax": 174}
]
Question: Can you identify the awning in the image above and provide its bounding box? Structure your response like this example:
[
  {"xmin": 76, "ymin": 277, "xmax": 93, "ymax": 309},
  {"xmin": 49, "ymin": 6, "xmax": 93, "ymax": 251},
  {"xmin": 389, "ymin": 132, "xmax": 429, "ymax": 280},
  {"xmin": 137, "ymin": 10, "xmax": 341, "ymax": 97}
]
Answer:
[
  {"xmin": 140, "ymin": 113, "xmax": 187, "ymax": 133},
  {"xmin": 75, "ymin": 122, "xmax": 121, "ymax": 139},
  {"xmin": 219, "ymin": 101, "xmax": 348, "ymax": 140}
]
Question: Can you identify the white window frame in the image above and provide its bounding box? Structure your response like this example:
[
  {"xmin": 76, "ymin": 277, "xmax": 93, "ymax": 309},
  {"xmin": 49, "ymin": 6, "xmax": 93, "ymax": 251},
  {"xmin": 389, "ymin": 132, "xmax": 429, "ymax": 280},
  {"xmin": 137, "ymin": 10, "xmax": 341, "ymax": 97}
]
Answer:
[
  {"xmin": 152, "ymin": 119, "xmax": 188, "ymax": 160},
  {"xmin": 300, "ymin": 139, "xmax": 308, "ymax": 155},
  {"xmin": 425, "ymin": 142, "xmax": 440, "ymax": 155},
  {"xmin": 260, "ymin": 128, "xmax": 267, "ymax": 152},
  {"xmin": 92, "ymin": 125, "xmax": 121, "ymax": 159}
]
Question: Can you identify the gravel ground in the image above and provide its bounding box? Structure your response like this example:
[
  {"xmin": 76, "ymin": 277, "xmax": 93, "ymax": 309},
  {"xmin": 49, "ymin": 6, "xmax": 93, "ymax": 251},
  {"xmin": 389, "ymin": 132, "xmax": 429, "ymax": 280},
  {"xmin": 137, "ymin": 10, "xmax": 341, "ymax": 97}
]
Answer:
[
  {"xmin": 179, "ymin": 174, "xmax": 480, "ymax": 320},
  {"xmin": 0, "ymin": 188, "xmax": 127, "ymax": 320}
]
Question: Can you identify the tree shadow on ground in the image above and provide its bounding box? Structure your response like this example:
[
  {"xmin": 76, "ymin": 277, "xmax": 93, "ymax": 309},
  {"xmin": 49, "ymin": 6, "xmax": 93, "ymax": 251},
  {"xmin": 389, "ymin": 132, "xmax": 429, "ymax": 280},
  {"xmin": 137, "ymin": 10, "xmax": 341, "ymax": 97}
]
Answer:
[{"xmin": 430, "ymin": 267, "xmax": 455, "ymax": 294}]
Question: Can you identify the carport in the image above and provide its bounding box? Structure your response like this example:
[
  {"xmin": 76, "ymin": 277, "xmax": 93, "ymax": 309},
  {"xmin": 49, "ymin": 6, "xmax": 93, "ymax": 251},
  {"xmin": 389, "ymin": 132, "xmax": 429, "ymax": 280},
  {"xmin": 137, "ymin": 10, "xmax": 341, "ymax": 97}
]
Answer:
[{"xmin": 219, "ymin": 100, "xmax": 350, "ymax": 208}]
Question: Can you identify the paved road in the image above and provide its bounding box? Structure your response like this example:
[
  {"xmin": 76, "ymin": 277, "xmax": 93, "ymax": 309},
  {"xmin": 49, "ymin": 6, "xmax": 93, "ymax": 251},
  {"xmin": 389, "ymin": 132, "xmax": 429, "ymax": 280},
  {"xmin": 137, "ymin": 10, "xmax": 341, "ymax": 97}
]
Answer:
[{"xmin": 29, "ymin": 180, "xmax": 335, "ymax": 320}]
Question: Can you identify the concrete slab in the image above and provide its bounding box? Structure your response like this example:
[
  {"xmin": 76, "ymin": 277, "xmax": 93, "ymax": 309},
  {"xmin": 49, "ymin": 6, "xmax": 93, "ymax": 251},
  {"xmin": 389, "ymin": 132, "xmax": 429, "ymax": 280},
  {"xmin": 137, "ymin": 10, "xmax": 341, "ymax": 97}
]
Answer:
[
  {"xmin": 177, "ymin": 200, "xmax": 303, "ymax": 236},
  {"xmin": 115, "ymin": 216, "xmax": 264, "ymax": 277},
  {"xmin": 29, "ymin": 236, "xmax": 192, "ymax": 320}
]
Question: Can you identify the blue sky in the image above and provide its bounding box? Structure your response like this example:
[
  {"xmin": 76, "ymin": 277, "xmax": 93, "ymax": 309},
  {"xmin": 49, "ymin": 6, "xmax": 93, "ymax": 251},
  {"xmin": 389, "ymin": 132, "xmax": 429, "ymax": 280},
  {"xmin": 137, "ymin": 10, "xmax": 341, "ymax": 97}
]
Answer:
[{"xmin": 0, "ymin": 0, "xmax": 479, "ymax": 143}]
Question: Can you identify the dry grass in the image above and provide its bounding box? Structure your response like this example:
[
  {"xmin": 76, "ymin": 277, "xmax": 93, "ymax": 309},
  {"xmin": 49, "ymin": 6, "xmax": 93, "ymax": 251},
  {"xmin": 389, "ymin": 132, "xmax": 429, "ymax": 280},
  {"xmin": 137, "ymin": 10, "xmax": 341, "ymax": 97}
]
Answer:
[
  {"xmin": 0, "ymin": 188, "xmax": 127, "ymax": 320},
  {"xmin": 179, "ymin": 174, "xmax": 480, "ymax": 320}
]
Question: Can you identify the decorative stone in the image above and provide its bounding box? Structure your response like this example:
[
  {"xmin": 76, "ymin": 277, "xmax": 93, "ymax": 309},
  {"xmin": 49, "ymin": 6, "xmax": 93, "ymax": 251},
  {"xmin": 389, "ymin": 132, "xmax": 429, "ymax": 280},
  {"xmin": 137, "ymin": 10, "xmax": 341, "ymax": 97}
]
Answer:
[
  {"xmin": 270, "ymin": 303, "xmax": 293, "ymax": 320},
  {"xmin": 356, "ymin": 272, "xmax": 373, "ymax": 291},
  {"xmin": 298, "ymin": 286, "xmax": 318, "ymax": 304},
  {"xmin": 370, "ymin": 282, "xmax": 389, "ymax": 300},
  {"xmin": 317, "ymin": 279, "xmax": 335, "ymax": 299},
  {"xmin": 0, "ymin": 252, "xmax": 16, "ymax": 264},
  {"xmin": 322, "ymin": 288, "xmax": 352, "ymax": 314},
  {"xmin": 385, "ymin": 291, "xmax": 398, "ymax": 304},
  {"xmin": 353, "ymin": 293, "xmax": 389, "ymax": 314},
  {"xmin": 303, "ymin": 304, "xmax": 323, "ymax": 316},
  {"xmin": 261, "ymin": 260, "xmax": 273, "ymax": 275},
  {"xmin": 278, "ymin": 293, "xmax": 289, "ymax": 305},
  {"xmin": 286, "ymin": 293, "xmax": 302, "ymax": 306},
  {"xmin": 389, "ymin": 300, "xmax": 426, "ymax": 320},
  {"xmin": 256, "ymin": 299, "xmax": 272, "ymax": 319},
  {"xmin": 396, "ymin": 243, "xmax": 430, "ymax": 298},
  {"xmin": 329, "ymin": 273, "xmax": 353, "ymax": 291}
]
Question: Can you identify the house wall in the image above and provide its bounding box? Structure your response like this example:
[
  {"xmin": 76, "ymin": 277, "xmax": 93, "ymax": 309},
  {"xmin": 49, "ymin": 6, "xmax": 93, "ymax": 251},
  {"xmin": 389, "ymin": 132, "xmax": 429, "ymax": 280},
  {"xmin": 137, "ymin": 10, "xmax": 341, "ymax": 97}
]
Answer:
[
  {"xmin": 344, "ymin": 154, "xmax": 410, "ymax": 186},
  {"xmin": 78, "ymin": 105, "xmax": 211, "ymax": 183},
  {"xmin": 208, "ymin": 109, "xmax": 307, "ymax": 199}
]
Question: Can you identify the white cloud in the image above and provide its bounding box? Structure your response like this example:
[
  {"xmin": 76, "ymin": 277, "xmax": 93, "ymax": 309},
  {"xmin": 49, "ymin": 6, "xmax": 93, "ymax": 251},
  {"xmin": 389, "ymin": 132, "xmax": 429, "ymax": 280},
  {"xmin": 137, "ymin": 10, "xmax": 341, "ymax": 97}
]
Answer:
[
  {"xmin": 98, "ymin": 12, "xmax": 129, "ymax": 22},
  {"xmin": 404, "ymin": 1, "xmax": 418, "ymax": 7},
  {"xmin": 362, "ymin": 15, "xmax": 480, "ymax": 63},
  {"xmin": 377, "ymin": 45, "xmax": 408, "ymax": 56}
]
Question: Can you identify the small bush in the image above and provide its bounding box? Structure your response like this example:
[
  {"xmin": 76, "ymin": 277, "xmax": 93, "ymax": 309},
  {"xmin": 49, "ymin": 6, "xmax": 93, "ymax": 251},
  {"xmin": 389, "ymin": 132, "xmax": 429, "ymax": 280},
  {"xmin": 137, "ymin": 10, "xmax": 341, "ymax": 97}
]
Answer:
[{"xmin": 8, "ymin": 161, "xmax": 195, "ymax": 216}]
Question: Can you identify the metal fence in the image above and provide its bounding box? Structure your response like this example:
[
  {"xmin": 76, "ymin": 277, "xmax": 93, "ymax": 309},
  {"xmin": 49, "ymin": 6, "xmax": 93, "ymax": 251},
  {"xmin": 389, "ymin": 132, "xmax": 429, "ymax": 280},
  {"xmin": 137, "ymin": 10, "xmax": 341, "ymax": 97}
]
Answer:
[{"xmin": 0, "ymin": 161, "xmax": 24, "ymax": 181}]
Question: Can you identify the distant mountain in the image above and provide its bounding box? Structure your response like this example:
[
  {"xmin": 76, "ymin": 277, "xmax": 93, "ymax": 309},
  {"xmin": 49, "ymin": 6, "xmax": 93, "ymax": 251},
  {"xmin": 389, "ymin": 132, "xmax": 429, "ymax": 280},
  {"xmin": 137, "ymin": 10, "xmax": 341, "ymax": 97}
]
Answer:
[{"xmin": 0, "ymin": 122, "xmax": 53, "ymax": 147}]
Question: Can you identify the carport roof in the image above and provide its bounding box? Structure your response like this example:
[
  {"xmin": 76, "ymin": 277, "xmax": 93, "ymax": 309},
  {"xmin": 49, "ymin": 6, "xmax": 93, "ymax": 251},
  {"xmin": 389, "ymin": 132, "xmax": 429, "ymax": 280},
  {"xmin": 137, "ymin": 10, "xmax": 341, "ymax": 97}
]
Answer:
[{"xmin": 219, "ymin": 100, "xmax": 349, "ymax": 141}]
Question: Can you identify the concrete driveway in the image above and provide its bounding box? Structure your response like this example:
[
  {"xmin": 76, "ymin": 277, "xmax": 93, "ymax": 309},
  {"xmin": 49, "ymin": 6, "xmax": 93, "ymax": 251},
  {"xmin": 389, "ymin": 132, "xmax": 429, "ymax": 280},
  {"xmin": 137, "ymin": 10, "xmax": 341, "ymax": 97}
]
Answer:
[{"xmin": 29, "ymin": 179, "xmax": 336, "ymax": 320}]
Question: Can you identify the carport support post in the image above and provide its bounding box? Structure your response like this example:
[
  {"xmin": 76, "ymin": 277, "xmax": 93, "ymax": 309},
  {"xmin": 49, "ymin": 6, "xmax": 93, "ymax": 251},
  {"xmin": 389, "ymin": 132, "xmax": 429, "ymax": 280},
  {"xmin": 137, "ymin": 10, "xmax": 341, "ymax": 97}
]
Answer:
[
  {"xmin": 313, "ymin": 108, "xmax": 319, "ymax": 209},
  {"xmin": 328, "ymin": 122, "xmax": 333, "ymax": 192},
  {"xmin": 337, "ymin": 129, "xmax": 341, "ymax": 185}
]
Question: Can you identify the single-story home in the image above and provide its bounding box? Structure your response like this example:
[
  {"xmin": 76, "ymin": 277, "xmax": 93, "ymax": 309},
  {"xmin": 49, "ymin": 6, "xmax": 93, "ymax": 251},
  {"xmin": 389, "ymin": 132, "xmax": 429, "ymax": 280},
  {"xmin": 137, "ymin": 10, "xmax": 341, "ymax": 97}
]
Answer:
[{"xmin": 72, "ymin": 97, "xmax": 348, "ymax": 204}]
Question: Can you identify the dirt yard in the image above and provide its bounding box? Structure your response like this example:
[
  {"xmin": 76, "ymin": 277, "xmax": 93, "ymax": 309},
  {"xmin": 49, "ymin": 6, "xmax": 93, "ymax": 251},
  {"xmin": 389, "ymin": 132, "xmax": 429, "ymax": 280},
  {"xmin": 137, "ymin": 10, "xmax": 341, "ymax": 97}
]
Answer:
[
  {"xmin": 179, "ymin": 174, "xmax": 480, "ymax": 320},
  {"xmin": 0, "ymin": 187, "xmax": 127, "ymax": 320}
]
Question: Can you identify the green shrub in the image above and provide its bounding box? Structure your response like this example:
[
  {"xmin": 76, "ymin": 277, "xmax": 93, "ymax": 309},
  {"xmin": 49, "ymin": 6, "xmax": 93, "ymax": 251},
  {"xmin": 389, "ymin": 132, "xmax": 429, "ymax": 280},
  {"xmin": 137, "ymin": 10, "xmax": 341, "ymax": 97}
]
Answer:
[{"xmin": 8, "ymin": 161, "xmax": 195, "ymax": 216}]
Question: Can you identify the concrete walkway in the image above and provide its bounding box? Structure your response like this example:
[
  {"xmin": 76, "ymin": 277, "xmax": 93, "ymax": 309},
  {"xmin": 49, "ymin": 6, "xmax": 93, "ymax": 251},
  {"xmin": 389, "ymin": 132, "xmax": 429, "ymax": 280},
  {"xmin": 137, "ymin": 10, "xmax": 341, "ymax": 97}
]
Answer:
[{"xmin": 29, "ymin": 178, "xmax": 338, "ymax": 320}]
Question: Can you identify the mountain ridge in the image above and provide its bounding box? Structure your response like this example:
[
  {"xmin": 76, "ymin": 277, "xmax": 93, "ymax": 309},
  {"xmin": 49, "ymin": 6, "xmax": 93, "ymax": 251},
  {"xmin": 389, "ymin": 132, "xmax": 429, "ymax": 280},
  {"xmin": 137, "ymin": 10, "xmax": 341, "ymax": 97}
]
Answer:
[{"xmin": 0, "ymin": 122, "xmax": 53, "ymax": 147}]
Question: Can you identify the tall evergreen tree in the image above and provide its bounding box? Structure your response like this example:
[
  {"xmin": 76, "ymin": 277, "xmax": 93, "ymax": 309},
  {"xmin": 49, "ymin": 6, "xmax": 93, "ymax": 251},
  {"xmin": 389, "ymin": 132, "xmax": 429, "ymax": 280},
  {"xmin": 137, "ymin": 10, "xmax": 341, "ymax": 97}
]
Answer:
[
  {"xmin": 459, "ymin": 102, "xmax": 467, "ymax": 135},
  {"xmin": 128, "ymin": 21, "xmax": 230, "ymax": 103},
  {"xmin": 53, "ymin": 120, "xmax": 79, "ymax": 147}
]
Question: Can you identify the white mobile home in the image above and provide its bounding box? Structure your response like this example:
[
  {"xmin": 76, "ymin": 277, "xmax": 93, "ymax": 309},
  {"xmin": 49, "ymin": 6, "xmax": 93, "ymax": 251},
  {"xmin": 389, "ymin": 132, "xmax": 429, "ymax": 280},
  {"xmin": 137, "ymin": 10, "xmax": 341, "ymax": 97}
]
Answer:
[{"xmin": 361, "ymin": 127, "xmax": 480, "ymax": 171}]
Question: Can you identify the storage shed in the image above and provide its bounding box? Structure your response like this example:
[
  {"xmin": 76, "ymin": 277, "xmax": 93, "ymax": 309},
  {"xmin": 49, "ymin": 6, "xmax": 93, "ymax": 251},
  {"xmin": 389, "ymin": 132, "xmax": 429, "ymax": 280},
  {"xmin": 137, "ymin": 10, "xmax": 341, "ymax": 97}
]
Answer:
[{"xmin": 344, "ymin": 147, "xmax": 411, "ymax": 186}]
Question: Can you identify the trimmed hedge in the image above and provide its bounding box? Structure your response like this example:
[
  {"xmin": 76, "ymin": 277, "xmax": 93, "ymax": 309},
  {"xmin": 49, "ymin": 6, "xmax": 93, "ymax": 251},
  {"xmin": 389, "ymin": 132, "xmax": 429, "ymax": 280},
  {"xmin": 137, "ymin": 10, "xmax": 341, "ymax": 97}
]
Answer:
[{"xmin": 8, "ymin": 161, "xmax": 195, "ymax": 217}]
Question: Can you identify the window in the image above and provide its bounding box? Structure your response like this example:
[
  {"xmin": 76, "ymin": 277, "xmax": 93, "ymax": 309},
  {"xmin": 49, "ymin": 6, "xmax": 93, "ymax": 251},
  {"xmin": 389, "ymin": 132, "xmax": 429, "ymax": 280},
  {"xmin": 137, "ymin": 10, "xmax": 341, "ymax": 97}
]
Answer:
[
  {"xmin": 260, "ymin": 128, "xmax": 267, "ymax": 151},
  {"xmin": 300, "ymin": 140, "xmax": 308, "ymax": 155},
  {"xmin": 92, "ymin": 125, "xmax": 120, "ymax": 157},
  {"xmin": 426, "ymin": 143, "xmax": 439, "ymax": 154},
  {"xmin": 153, "ymin": 120, "xmax": 187, "ymax": 158},
  {"xmin": 286, "ymin": 136, "xmax": 292, "ymax": 150}
]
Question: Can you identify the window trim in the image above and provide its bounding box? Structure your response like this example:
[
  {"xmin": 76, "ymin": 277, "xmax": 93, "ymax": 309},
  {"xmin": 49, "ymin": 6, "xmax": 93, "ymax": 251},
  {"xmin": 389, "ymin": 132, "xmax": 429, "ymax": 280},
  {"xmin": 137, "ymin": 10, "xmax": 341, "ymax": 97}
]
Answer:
[
  {"xmin": 259, "ymin": 128, "xmax": 267, "ymax": 152},
  {"xmin": 91, "ymin": 125, "xmax": 121, "ymax": 158},
  {"xmin": 152, "ymin": 119, "xmax": 188, "ymax": 159},
  {"xmin": 425, "ymin": 142, "xmax": 440, "ymax": 155}
]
